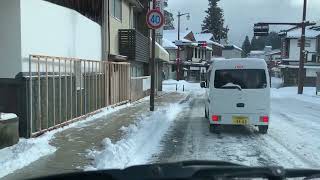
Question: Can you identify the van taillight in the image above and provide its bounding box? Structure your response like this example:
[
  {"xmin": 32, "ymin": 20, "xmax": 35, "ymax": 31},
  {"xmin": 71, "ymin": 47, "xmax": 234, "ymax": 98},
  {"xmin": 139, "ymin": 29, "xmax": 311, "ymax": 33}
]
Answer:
[
  {"xmin": 260, "ymin": 116, "xmax": 269, "ymax": 122},
  {"xmin": 212, "ymin": 115, "xmax": 220, "ymax": 122}
]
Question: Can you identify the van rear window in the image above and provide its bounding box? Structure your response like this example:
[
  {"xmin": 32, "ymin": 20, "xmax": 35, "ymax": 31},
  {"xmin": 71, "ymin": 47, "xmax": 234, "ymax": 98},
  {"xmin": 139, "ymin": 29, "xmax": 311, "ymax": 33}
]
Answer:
[{"xmin": 214, "ymin": 69, "xmax": 267, "ymax": 89}]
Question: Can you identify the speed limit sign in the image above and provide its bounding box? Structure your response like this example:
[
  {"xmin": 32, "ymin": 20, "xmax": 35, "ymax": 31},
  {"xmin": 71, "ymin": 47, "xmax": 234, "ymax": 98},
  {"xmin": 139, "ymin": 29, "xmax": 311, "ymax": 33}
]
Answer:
[{"xmin": 146, "ymin": 9, "xmax": 164, "ymax": 29}]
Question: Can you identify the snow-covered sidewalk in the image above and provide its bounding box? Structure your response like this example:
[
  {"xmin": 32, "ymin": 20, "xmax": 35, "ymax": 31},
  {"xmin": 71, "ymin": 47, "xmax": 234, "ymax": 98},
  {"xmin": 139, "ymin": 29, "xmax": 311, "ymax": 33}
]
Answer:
[
  {"xmin": 0, "ymin": 100, "xmax": 139, "ymax": 179},
  {"xmin": 2, "ymin": 92, "xmax": 186, "ymax": 180}
]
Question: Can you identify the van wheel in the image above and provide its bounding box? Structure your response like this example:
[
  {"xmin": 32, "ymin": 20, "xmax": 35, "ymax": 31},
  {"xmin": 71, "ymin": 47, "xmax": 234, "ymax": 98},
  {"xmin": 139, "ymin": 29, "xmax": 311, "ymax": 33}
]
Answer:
[
  {"xmin": 210, "ymin": 124, "xmax": 221, "ymax": 134},
  {"xmin": 205, "ymin": 108, "xmax": 208, "ymax": 119},
  {"xmin": 258, "ymin": 126, "xmax": 268, "ymax": 134}
]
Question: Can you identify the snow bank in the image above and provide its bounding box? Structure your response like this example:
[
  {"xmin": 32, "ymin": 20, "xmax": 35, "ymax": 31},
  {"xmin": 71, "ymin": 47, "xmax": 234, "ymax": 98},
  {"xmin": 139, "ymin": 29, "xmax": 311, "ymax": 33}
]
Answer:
[
  {"xmin": 86, "ymin": 103, "xmax": 185, "ymax": 170},
  {"xmin": 271, "ymin": 77, "xmax": 283, "ymax": 88},
  {"xmin": 0, "ymin": 98, "xmax": 149, "ymax": 178},
  {"xmin": 271, "ymin": 87, "xmax": 320, "ymax": 105},
  {"xmin": 0, "ymin": 133, "xmax": 56, "ymax": 178},
  {"xmin": 163, "ymin": 79, "xmax": 205, "ymax": 95}
]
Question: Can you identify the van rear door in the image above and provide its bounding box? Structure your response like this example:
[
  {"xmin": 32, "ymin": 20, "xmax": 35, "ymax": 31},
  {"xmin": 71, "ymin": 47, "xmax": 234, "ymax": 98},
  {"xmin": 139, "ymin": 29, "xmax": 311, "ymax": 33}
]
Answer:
[{"xmin": 211, "ymin": 69, "xmax": 269, "ymax": 114}]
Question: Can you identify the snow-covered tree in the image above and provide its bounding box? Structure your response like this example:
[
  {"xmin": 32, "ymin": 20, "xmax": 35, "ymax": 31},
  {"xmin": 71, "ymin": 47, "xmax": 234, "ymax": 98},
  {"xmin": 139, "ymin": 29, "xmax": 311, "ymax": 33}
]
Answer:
[
  {"xmin": 241, "ymin": 36, "xmax": 251, "ymax": 57},
  {"xmin": 164, "ymin": 10, "xmax": 175, "ymax": 30},
  {"xmin": 201, "ymin": 0, "xmax": 228, "ymax": 41}
]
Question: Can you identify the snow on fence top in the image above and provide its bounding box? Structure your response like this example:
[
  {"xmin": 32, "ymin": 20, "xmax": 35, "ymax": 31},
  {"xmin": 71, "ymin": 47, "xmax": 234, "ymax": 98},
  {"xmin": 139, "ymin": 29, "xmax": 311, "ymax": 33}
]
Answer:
[{"xmin": 0, "ymin": 113, "xmax": 17, "ymax": 121}]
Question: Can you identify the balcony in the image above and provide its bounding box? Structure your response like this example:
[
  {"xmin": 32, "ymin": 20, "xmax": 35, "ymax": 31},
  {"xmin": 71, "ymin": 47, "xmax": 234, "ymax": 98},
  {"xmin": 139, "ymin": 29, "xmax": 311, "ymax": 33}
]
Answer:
[{"xmin": 119, "ymin": 29, "xmax": 150, "ymax": 63}]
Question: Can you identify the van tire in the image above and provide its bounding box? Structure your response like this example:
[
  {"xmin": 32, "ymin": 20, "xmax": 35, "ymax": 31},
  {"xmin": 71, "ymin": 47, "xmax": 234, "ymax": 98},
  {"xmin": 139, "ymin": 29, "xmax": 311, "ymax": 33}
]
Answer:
[
  {"xmin": 258, "ymin": 126, "xmax": 268, "ymax": 134},
  {"xmin": 205, "ymin": 108, "xmax": 208, "ymax": 119},
  {"xmin": 210, "ymin": 124, "xmax": 220, "ymax": 134}
]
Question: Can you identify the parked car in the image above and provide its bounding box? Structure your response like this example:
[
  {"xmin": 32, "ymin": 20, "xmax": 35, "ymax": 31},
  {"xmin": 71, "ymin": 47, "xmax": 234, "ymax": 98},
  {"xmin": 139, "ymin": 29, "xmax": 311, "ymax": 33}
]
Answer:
[{"xmin": 201, "ymin": 58, "xmax": 270, "ymax": 134}]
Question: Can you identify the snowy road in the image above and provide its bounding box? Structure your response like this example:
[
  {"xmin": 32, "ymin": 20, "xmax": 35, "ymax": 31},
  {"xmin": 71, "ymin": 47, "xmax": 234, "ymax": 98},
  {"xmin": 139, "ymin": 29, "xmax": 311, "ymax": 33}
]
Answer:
[
  {"xmin": 153, "ymin": 89, "xmax": 320, "ymax": 169},
  {"xmin": 4, "ymin": 80, "xmax": 320, "ymax": 179}
]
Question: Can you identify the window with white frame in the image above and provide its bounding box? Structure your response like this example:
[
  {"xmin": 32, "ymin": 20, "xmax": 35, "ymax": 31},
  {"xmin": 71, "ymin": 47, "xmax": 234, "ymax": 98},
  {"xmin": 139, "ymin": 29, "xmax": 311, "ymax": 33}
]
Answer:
[
  {"xmin": 111, "ymin": 0, "xmax": 122, "ymax": 20},
  {"xmin": 298, "ymin": 39, "xmax": 311, "ymax": 47}
]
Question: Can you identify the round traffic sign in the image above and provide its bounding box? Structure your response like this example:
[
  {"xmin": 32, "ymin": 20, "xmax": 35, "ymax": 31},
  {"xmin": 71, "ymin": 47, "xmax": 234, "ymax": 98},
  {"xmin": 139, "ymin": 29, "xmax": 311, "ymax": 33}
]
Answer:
[{"xmin": 146, "ymin": 9, "xmax": 164, "ymax": 29}]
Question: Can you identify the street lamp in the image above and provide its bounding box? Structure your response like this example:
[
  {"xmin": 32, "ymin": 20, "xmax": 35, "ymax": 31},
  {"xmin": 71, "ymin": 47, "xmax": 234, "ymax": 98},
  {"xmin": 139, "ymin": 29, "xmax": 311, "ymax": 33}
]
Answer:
[{"xmin": 176, "ymin": 12, "xmax": 190, "ymax": 81}]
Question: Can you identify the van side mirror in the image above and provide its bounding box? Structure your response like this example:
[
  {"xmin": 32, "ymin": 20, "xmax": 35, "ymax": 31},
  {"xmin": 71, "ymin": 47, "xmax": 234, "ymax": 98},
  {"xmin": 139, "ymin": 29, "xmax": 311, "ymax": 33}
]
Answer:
[{"xmin": 200, "ymin": 81, "xmax": 206, "ymax": 88}]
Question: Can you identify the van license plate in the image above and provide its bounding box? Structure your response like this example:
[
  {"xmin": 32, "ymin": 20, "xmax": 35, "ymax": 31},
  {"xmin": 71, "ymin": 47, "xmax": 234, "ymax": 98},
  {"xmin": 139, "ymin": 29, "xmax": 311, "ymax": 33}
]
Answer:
[{"xmin": 232, "ymin": 116, "xmax": 248, "ymax": 125}]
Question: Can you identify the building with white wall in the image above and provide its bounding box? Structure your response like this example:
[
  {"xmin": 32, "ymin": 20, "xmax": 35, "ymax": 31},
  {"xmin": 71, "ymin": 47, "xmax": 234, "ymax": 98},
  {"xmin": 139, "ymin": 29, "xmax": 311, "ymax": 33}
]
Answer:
[
  {"xmin": 279, "ymin": 26, "xmax": 320, "ymax": 86},
  {"xmin": 222, "ymin": 45, "xmax": 243, "ymax": 59},
  {"xmin": 0, "ymin": 0, "xmax": 103, "ymax": 79},
  {"xmin": 0, "ymin": 0, "xmax": 105, "ymax": 137},
  {"xmin": 281, "ymin": 27, "xmax": 320, "ymax": 63}
]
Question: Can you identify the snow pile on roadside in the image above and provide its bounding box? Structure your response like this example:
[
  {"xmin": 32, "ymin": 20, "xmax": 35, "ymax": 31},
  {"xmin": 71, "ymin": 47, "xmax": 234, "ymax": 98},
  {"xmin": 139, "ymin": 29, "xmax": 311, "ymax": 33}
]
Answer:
[
  {"xmin": 86, "ymin": 103, "xmax": 185, "ymax": 170},
  {"xmin": 0, "ymin": 133, "xmax": 56, "ymax": 178},
  {"xmin": 271, "ymin": 87, "xmax": 320, "ymax": 105},
  {"xmin": 163, "ymin": 79, "xmax": 204, "ymax": 95},
  {"xmin": 271, "ymin": 77, "xmax": 283, "ymax": 88},
  {"xmin": 0, "ymin": 97, "xmax": 149, "ymax": 178}
]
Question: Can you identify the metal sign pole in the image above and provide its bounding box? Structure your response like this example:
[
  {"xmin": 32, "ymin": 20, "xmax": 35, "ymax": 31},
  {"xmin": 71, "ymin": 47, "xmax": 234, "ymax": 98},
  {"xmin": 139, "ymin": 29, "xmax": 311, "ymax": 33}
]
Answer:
[
  {"xmin": 150, "ymin": 1, "xmax": 156, "ymax": 111},
  {"xmin": 147, "ymin": 0, "xmax": 164, "ymax": 111}
]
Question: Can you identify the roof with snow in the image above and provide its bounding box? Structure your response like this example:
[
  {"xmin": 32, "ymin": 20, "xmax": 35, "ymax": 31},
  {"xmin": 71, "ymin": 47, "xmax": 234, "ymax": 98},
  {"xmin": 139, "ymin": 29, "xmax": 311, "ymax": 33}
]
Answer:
[
  {"xmin": 194, "ymin": 33, "xmax": 224, "ymax": 48},
  {"xmin": 212, "ymin": 42, "xmax": 225, "ymax": 48},
  {"xmin": 249, "ymin": 50, "xmax": 265, "ymax": 55},
  {"xmin": 266, "ymin": 49, "xmax": 281, "ymax": 56},
  {"xmin": 194, "ymin": 33, "xmax": 214, "ymax": 43},
  {"xmin": 162, "ymin": 38, "xmax": 178, "ymax": 49},
  {"xmin": 286, "ymin": 28, "xmax": 320, "ymax": 38},
  {"xmin": 223, "ymin": 45, "xmax": 242, "ymax": 51},
  {"xmin": 163, "ymin": 30, "xmax": 192, "ymax": 43}
]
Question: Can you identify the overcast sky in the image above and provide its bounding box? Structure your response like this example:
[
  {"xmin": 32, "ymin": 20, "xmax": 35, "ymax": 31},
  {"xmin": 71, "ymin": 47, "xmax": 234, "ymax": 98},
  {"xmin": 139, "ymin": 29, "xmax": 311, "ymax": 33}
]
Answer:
[{"xmin": 166, "ymin": 0, "xmax": 320, "ymax": 46}]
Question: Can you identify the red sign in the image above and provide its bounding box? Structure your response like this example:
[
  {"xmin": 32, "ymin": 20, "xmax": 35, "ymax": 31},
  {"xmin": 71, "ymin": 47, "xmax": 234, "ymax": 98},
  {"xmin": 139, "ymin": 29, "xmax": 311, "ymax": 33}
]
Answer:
[
  {"xmin": 146, "ymin": 9, "xmax": 164, "ymax": 29},
  {"xmin": 235, "ymin": 65, "xmax": 244, "ymax": 69}
]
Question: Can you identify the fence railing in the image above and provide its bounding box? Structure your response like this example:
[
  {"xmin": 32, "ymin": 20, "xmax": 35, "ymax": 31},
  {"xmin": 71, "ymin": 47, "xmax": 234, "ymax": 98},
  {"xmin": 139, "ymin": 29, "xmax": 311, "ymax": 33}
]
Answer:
[{"xmin": 27, "ymin": 55, "xmax": 130, "ymax": 137}]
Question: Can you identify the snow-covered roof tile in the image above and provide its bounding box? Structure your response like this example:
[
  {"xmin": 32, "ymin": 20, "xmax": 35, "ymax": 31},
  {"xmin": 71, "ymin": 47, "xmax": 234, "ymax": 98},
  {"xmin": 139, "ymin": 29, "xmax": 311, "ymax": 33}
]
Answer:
[
  {"xmin": 194, "ymin": 33, "xmax": 224, "ymax": 48},
  {"xmin": 266, "ymin": 49, "xmax": 281, "ymax": 56},
  {"xmin": 286, "ymin": 28, "xmax": 320, "ymax": 38},
  {"xmin": 212, "ymin": 42, "xmax": 225, "ymax": 48},
  {"xmin": 224, "ymin": 45, "xmax": 242, "ymax": 51},
  {"xmin": 194, "ymin": 33, "xmax": 214, "ymax": 42},
  {"xmin": 162, "ymin": 38, "xmax": 178, "ymax": 49},
  {"xmin": 250, "ymin": 50, "xmax": 265, "ymax": 55},
  {"xmin": 163, "ymin": 30, "xmax": 192, "ymax": 42}
]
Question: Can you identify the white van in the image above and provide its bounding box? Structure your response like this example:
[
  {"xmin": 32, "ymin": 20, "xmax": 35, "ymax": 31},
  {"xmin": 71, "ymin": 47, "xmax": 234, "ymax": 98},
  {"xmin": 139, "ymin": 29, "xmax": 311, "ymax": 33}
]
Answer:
[{"xmin": 202, "ymin": 58, "xmax": 270, "ymax": 134}]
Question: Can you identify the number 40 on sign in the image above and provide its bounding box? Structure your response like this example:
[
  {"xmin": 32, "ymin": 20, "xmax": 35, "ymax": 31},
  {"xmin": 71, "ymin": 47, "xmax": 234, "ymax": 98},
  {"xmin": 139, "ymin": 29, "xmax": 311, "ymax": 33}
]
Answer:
[{"xmin": 146, "ymin": 9, "xmax": 164, "ymax": 30}]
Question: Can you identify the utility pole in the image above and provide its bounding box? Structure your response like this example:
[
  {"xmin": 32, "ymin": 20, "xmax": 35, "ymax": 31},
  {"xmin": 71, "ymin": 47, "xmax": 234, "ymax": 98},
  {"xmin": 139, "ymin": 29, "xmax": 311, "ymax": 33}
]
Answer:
[
  {"xmin": 150, "ymin": 1, "xmax": 156, "ymax": 111},
  {"xmin": 254, "ymin": 0, "xmax": 314, "ymax": 94},
  {"xmin": 298, "ymin": 0, "xmax": 307, "ymax": 94},
  {"xmin": 176, "ymin": 12, "xmax": 190, "ymax": 81},
  {"xmin": 176, "ymin": 12, "xmax": 181, "ymax": 81}
]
